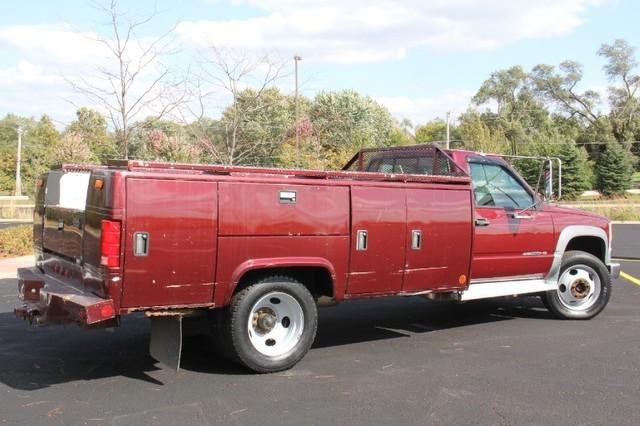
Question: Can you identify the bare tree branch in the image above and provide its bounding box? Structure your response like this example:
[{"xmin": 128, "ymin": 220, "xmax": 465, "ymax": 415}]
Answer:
[{"xmin": 67, "ymin": 0, "xmax": 188, "ymax": 158}]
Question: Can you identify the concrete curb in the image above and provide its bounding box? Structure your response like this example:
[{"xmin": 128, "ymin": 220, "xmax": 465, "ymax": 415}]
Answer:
[{"xmin": 611, "ymin": 221, "xmax": 640, "ymax": 224}]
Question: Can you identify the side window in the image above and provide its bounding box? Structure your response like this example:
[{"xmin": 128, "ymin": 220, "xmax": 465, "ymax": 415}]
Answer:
[{"xmin": 469, "ymin": 162, "xmax": 533, "ymax": 208}]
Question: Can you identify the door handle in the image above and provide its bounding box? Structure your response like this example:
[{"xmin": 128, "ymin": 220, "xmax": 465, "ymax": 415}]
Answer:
[
  {"xmin": 510, "ymin": 213, "xmax": 534, "ymax": 220},
  {"xmin": 356, "ymin": 230, "xmax": 368, "ymax": 251},
  {"xmin": 475, "ymin": 217, "xmax": 490, "ymax": 227},
  {"xmin": 133, "ymin": 232, "xmax": 150, "ymax": 256},
  {"xmin": 411, "ymin": 230, "xmax": 422, "ymax": 250}
]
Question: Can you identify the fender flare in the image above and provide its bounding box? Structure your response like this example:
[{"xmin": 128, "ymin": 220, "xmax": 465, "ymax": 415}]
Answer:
[
  {"xmin": 223, "ymin": 257, "xmax": 338, "ymax": 305},
  {"xmin": 545, "ymin": 225, "xmax": 608, "ymax": 283}
]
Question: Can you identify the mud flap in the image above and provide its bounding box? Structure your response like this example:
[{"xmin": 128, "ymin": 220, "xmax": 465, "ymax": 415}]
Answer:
[{"xmin": 149, "ymin": 316, "xmax": 183, "ymax": 371}]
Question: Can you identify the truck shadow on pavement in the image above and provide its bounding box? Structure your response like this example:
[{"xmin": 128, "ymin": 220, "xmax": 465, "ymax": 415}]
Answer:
[{"xmin": 0, "ymin": 278, "xmax": 555, "ymax": 389}]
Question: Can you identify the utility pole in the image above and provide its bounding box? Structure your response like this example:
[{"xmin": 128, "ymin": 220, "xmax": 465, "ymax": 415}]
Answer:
[
  {"xmin": 294, "ymin": 55, "xmax": 302, "ymax": 168},
  {"xmin": 445, "ymin": 111, "xmax": 451, "ymax": 149},
  {"xmin": 15, "ymin": 125, "xmax": 23, "ymax": 196}
]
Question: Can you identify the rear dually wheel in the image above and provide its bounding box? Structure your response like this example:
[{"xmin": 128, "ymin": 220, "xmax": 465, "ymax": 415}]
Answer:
[{"xmin": 218, "ymin": 275, "xmax": 318, "ymax": 373}]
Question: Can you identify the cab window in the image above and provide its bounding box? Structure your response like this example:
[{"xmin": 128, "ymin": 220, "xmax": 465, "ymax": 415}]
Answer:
[{"xmin": 469, "ymin": 162, "xmax": 533, "ymax": 208}]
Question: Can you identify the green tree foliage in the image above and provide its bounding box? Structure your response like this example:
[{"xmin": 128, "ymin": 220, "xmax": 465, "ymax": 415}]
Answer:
[
  {"xmin": 0, "ymin": 114, "xmax": 61, "ymax": 195},
  {"xmin": 308, "ymin": 90, "xmax": 395, "ymax": 169},
  {"xmin": 472, "ymin": 66, "xmax": 547, "ymax": 155},
  {"xmin": 456, "ymin": 110, "xmax": 510, "ymax": 154},
  {"xmin": 415, "ymin": 119, "xmax": 447, "ymax": 143},
  {"xmin": 230, "ymin": 87, "xmax": 298, "ymax": 166},
  {"xmin": 65, "ymin": 108, "xmax": 115, "ymax": 163},
  {"xmin": 22, "ymin": 116, "xmax": 61, "ymax": 196},
  {"xmin": 597, "ymin": 39, "xmax": 640, "ymax": 159},
  {"xmin": 0, "ymin": 114, "xmax": 23, "ymax": 194},
  {"xmin": 557, "ymin": 141, "xmax": 592, "ymax": 200},
  {"xmin": 389, "ymin": 127, "xmax": 415, "ymax": 146},
  {"xmin": 596, "ymin": 142, "xmax": 634, "ymax": 196}
]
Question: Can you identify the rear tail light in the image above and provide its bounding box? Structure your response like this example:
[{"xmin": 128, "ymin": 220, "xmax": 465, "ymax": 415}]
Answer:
[{"xmin": 101, "ymin": 220, "xmax": 121, "ymax": 268}]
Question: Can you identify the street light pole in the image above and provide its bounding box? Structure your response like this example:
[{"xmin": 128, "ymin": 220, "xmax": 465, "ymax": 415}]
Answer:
[
  {"xmin": 294, "ymin": 55, "xmax": 302, "ymax": 168},
  {"xmin": 15, "ymin": 125, "xmax": 23, "ymax": 196}
]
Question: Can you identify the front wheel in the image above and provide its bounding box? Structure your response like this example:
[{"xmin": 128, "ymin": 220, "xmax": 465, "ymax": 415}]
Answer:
[
  {"xmin": 541, "ymin": 250, "xmax": 611, "ymax": 320},
  {"xmin": 218, "ymin": 276, "xmax": 318, "ymax": 373}
]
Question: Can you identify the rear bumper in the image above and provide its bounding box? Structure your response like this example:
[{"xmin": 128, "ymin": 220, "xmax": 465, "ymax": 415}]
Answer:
[
  {"xmin": 608, "ymin": 262, "xmax": 621, "ymax": 279},
  {"xmin": 14, "ymin": 267, "xmax": 116, "ymax": 326}
]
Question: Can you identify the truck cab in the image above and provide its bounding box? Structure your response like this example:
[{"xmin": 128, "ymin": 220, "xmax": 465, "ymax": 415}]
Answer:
[{"xmin": 15, "ymin": 144, "xmax": 619, "ymax": 373}]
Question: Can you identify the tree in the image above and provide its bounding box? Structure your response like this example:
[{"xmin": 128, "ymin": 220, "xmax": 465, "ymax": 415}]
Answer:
[
  {"xmin": 596, "ymin": 142, "xmax": 634, "ymax": 196},
  {"xmin": 65, "ymin": 108, "xmax": 115, "ymax": 163},
  {"xmin": 143, "ymin": 127, "xmax": 201, "ymax": 163},
  {"xmin": 309, "ymin": 90, "xmax": 395, "ymax": 168},
  {"xmin": 0, "ymin": 114, "xmax": 28, "ymax": 194},
  {"xmin": 456, "ymin": 110, "xmax": 510, "ymax": 154},
  {"xmin": 191, "ymin": 48, "xmax": 287, "ymax": 165},
  {"xmin": 68, "ymin": 0, "xmax": 187, "ymax": 158},
  {"xmin": 21, "ymin": 116, "xmax": 61, "ymax": 196},
  {"xmin": 472, "ymin": 66, "xmax": 546, "ymax": 154},
  {"xmin": 530, "ymin": 61, "xmax": 601, "ymax": 128},
  {"xmin": 598, "ymin": 39, "xmax": 640, "ymax": 154},
  {"xmin": 557, "ymin": 141, "xmax": 591, "ymax": 200},
  {"xmin": 228, "ymin": 87, "xmax": 298, "ymax": 166},
  {"xmin": 54, "ymin": 133, "xmax": 95, "ymax": 164},
  {"xmin": 415, "ymin": 119, "xmax": 447, "ymax": 143}
]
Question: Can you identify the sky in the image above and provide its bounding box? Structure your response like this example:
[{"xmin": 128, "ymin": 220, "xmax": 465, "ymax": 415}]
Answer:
[{"xmin": 0, "ymin": 0, "xmax": 638, "ymax": 129}]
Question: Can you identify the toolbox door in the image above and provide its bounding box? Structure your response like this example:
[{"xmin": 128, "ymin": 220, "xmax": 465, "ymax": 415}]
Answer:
[
  {"xmin": 347, "ymin": 186, "xmax": 406, "ymax": 294},
  {"xmin": 403, "ymin": 188, "xmax": 473, "ymax": 291},
  {"xmin": 121, "ymin": 178, "xmax": 217, "ymax": 308}
]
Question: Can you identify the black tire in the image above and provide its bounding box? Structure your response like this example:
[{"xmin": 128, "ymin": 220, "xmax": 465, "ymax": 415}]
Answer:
[
  {"xmin": 217, "ymin": 275, "xmax": 318, "ymax": 373},
  {"xmin": 541, "ymin": 250, "xmax": 611, "ymax": 320}
]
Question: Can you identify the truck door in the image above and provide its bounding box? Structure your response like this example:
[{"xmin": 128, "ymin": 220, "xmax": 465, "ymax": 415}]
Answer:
[
  {"xmin": 403, "ymin": 188, "xmax": 473, "ymax": 291},
  {"xmin": 468, "ymin": 159, "xmax": 555, "ymax": 280},
  {"xmin": 347, "ymin": 186, "xmax": 406, "ymax": 294},
  {"xmin": 121, "ymin": 178, "xmax": 218, "ymax": 308}
]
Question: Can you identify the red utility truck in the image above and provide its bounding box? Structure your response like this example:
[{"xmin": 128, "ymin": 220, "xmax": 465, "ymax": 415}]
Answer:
[{"xmin": 15, "ymin": 144, "xmax": 619, "ymax": 372}]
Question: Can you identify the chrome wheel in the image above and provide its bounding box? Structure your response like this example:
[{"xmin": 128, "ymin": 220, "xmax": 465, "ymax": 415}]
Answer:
[
  {"xmin": 247, "ymin": 291, "xmax": 305, "ymax": 358},
  {"xmin": 557, "ymin": 264, "xmax": 601, "ymax": 312}
]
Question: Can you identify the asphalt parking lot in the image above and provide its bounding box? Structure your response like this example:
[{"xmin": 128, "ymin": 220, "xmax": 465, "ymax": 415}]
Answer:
[{"xmin": 0, "ymin": 231, "xmax": 639, "ymax": 425}]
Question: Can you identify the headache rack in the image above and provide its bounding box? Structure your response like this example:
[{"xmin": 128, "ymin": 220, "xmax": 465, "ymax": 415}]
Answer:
[
  {"xmin": 342, "ymin": 143, "xmax": 468, "ymax": 178},
  {"xmin": 107, "ymin": 144, "xmax": 469, "ymax": 185}
]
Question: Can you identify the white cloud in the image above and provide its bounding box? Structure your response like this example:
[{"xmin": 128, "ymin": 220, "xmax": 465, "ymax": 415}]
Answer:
[
  {"xmin": 178, "ymin": 0, "xmax": 606, "ymax": 63},
  {"xmin": 0, "ymin": 25, "xmax": 107, "ymax": 66},
  {"xmin": 0, "ymin": 60, "xmax": 60, "ymax": 86}
]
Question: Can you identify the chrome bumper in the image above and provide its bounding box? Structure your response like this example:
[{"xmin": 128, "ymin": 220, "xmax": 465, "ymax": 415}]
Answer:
[{"xmin": 608, "ymin": 263, "xmax": 621, "ymax": 279}]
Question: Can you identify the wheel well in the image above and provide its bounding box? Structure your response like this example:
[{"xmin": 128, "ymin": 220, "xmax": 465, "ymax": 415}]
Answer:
[
  {"xmin": 565, "ymin": 236, "xmax": 606, "ymax": 263},
  {"xmin": 235, "ymin": 267, "xmax": 334, "ymax": 301}
]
